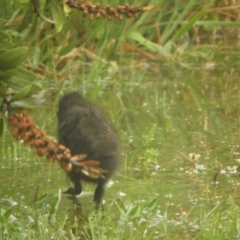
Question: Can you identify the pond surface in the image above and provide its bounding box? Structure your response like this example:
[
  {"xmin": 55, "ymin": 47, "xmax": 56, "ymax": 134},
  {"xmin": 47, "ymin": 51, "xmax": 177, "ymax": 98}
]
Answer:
[{"xmin": 1, "ymin": 64, "xmax": 240, "ymax": 239}]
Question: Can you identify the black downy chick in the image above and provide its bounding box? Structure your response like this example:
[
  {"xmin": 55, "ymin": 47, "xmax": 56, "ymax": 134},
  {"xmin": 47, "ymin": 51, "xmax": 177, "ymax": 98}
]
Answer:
[{"xmin": 57, "ymin": 92, "xmax": 120, "ymax": 203}]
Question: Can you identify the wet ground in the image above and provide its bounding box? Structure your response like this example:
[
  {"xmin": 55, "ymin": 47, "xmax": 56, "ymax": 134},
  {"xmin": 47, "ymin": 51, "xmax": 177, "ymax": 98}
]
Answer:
[{"xmin": 1, "ymin": 64, "xmax": 240, "ymax": 238}]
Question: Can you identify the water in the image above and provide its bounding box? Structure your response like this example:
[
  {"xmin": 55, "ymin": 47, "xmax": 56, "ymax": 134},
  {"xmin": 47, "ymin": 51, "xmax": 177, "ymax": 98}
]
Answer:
[{"xmin": 1, "ymin": 65, "xmax": 240, "ymax": 238}]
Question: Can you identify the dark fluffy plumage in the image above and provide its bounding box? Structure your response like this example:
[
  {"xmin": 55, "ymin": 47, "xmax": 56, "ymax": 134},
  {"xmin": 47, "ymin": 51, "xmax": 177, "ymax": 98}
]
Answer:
[{"xmin": 57, "ymin": 92, "xmax": 120, "ymax": 203}]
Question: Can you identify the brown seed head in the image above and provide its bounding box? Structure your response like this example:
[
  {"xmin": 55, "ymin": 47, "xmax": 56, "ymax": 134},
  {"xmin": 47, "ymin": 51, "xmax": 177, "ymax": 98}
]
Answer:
[
  {"xmin": 58, "ymin": 144, "xmax": 66, "ymax": 152},
  {"xmin": 23, "ymin": 132, "xmax": 32, "ymax": 144},
  {"xmin": 127, "ymin": 12, "xmax": 133, "ymax": 18},
  {"xmin": 37, "ymin": 147, "xmax": 47, "ymax": 157},
  {"xmin": 47, "ymin": 143, "xmax": 55, "ymax": 153},
  {"xmin": 65, "ymin": 163, "xmax": 73, "ymax": 172},
  {"xmin": 96, "ymin": 12, "xmax": 101, "ymax": 18},
  {"xmin": 33, "ymin": 139, "xmax": 43, "ymax": 148}
]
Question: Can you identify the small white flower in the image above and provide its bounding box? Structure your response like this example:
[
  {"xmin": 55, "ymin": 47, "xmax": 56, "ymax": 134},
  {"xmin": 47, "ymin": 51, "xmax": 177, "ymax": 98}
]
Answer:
[
  {"xmin": 106, "ymin": 180, "xmax": 114, "ymax": 188},
  {"xmin": 8, "ymin": 214, "xmax": 17, "ymax": 223},
  {"xmin": 27, "ymin": 215, "xmax": 35, "ymax": 224},
  {"xmin": 116, "ymin": 191, "xmax": 126, "ymax": 197}
]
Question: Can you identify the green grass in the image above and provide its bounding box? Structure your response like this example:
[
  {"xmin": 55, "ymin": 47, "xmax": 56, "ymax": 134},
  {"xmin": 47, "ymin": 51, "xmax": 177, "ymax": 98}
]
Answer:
[
  {"xmin": 2, "ymin": 65, "xmax": 240, "ymax": 239},
  {"xmin": 1, "ymin": 190, "xmax": 240, "ymax": 239}
]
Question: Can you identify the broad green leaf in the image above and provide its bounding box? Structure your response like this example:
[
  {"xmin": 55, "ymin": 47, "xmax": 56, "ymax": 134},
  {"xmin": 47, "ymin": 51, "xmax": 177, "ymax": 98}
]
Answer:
[
  {"xmin": 0, "ymin": 31, "xmax": 9, "ymax": 40},
  {"xmin": 3, "ymin": 67, "xmax": 37, "ymax": 90},
  {"xmin": 5, "ymin": 77, "xmax": 32, "ymax": 90},
  {"xmin": 0, "ymin": 40, "xmax": 14, "ymax": 49},
  {"xmin": 12, "ymin": 99, "xmax": 38, "ymax": 109},
  {"xmin": 12, "ymin": 85, "xmax": 32, "ymax": 101},
  {"xmin": 0, "ymin": 69, "xmax": 17, "ymax": 81},
  {"xmin": 16, "ymin": 67, "xmax": 36, "ymax": 81},
  {"xmin": 24, "ymin": 13, "xmax": 38, "ymax": 41},
  {"xmin": 4, "ymin": 78, "xmax": 30, "ymax": 89},
  {"xmin": 0, "ymin": 47, "xmax": 29, "ymax": 70},
  {"xmin": 50, "ymin": 0, "xmax": 64, "ymax": 32},
  {"xmin": 18, "ymin": 2, "xmax": 34, "ymax": 32},
  {"xmin": 63, "ymin": 2, "xmax": 72, "ymax": 14}
]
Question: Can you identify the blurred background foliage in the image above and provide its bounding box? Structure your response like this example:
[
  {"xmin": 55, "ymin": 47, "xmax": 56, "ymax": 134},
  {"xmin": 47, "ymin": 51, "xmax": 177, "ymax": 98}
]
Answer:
[{"xmin": 0, "ymin": 0, "xmax": 240, "ymax": 130}]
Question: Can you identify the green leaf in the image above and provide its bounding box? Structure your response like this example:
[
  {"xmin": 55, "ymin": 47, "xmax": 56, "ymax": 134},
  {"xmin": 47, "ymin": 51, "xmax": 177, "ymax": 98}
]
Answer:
[
  {"xmin": 3, "ymin": 67, "xmax": 36, "ymax": 90},
  {"xmin": 12, "ymin": 85, "xmax": 32, "ymax": 101},
  {"xmin": 147, "ymin": 198, "xmax": 159, "ymax": 212},
  {"xmin": 50, "ymin": 0, "xmax": 64, "ymax": 32},
  {"xmin": 3, "ymin": 208, "xmax": 13, "ymax": 219},
  {"xmin": 11, "ymin": 99, "xmax": 36, "ymax": 109},
  {"xmin": 115, "ymin": 199, "xmax": 127, "ymax": 212},
  {"xmin": 127, "ymin": 32, "xmax": 162, "ymax": 52},
  {"xmin": 195, "ymin": 20, "xmax": 240, "ymax": 27},
  {"xmin": 24, "ymin": 13, "xmax": 38, "ymax": 41},
  {"xmin": 18, "ymin": 2, "xmax": 34, "ymax": 32},
  {"xmin": 0, "ymin": 40, "xmax": 14, "ymax": 49},
  {"xmin": 0, "ymin": 47, "xmax": 29, "ymax": 70},
  {"xmin": 49, "ymin": 190, "xmax": 61, "ymax": 217},
  {"xmin": 128, "ymin": 204, "xmax": 142, "ymax": 218},
  {"xmin": 15, "ymin": 67, "xmax": 36, "ymax": 81},
  {"xmin": 32, "ymin": 46, "xmax": 41, "ymax": 67},
  {"xmin": 0, "ymin": 31, "xmax": 9, "ymax": 40},
  {"xmin": 34, "ymin": 194, "xmax": 48, "ymax": 205},
  {"xmin": 58, "ymin": 40, "xmax": 80, "ymax": 56},
  {"xmin": 0, "ymin": 69, "xmax": 17, "ymax": 81}
]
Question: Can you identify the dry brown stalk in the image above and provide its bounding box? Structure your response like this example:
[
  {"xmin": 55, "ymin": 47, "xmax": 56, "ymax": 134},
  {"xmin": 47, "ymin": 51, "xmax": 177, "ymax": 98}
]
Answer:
[
  {"xmin": 8, "ymin": 110, "xmax": 107, "ymax": 179},
  {"xmin": 63, "ymin": 0, "xmax": 155, "ymax": 20}
]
